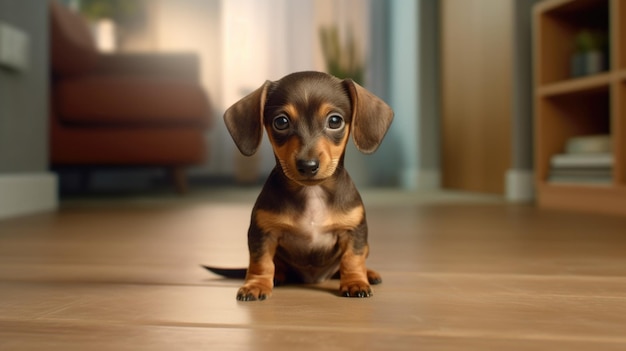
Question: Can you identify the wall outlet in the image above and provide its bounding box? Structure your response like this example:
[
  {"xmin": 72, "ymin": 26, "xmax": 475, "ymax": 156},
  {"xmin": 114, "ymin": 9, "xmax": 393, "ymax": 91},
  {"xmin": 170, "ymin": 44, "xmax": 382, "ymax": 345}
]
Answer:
[{"xmin": 0, "ymin": 21, "xmax": 29, "ymax": 72}]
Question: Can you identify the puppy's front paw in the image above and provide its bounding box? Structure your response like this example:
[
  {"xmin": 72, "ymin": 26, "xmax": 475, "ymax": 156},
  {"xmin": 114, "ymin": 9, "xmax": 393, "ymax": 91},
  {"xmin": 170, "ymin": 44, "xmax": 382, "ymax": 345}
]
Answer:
[
  {"xmin": 237, "ymin": 283, "xmax": 272, "ymax": 301},
  {"xmin": 340, "ymin": 281, "xmax": 372, "ymax": 298}
]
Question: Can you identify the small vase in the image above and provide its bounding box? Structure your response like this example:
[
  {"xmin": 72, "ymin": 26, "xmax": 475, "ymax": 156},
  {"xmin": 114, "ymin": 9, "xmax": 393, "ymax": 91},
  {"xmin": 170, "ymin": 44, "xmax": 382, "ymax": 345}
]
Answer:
[{"xmin": 570, "ymin": 50, "xmax": 605, "ymax": 78}]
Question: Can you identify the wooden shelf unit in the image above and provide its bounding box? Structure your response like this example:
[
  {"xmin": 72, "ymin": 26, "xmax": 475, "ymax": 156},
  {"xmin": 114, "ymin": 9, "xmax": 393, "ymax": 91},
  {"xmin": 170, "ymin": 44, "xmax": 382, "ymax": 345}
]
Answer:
[{"xmin": 534, "ymin": 0, "xmax": 626, "ymax": 215}]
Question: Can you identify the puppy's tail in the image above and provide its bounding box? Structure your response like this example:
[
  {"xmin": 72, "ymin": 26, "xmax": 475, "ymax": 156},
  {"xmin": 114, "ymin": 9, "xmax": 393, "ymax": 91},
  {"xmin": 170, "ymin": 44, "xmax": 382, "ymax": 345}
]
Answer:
[{"xmin": 202, "ymin": 265, "xmax": 247, "ymax": 279}]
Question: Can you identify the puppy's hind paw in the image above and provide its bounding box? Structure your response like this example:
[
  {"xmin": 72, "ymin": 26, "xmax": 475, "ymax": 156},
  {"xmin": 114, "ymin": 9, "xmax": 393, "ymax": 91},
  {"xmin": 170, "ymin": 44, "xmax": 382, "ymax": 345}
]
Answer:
[{"xmin": 367, "ymin": 269, "xmax": 383, "ymax": 285}]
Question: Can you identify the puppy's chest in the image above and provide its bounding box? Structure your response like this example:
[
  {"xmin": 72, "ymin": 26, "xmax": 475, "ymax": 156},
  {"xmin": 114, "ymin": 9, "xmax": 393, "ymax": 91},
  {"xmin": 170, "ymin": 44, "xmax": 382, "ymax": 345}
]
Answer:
[
  {"xmin": 284, "ymin": 188, "xmax": 337, "ymax": 249},
  {"xmin": 255, "ymin": 187, "xmax": 364, "ymax": 250}
]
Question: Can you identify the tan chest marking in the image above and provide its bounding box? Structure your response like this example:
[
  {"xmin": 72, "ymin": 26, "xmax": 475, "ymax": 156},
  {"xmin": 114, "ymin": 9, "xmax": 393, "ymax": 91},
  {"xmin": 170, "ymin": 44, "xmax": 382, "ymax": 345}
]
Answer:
[{"xmin": 254, "ymin": 187, "xmax": 364, "ymax": 248}]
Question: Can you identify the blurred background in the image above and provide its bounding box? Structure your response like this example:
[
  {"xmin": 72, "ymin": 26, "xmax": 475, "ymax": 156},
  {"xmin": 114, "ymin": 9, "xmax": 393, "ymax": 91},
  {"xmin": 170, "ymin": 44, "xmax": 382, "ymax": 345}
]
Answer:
[{"xmin": 2, "ymin": 0, "xmax": 552, "ymax": 218}]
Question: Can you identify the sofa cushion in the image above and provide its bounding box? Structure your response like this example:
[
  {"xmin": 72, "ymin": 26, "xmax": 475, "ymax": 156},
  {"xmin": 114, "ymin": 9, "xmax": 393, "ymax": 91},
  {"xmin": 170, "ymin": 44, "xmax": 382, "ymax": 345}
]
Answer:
[
  {"xmin": 50, "ymin": 122, "xmax": 207, "ymax": 166},
  {"xmin": 50, "ymin": 0, "xmax": 99, "ymax": 76},
  {"xmin": 55, "ymin": 76, "xmax": 211, "ymax": 127}
]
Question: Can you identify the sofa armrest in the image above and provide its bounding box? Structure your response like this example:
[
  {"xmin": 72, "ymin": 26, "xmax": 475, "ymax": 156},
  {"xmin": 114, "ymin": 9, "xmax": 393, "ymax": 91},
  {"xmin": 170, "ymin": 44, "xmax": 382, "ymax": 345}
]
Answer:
[{"xmin": 93, "ymin": 53, "xmax": 200, "ymax": 82}]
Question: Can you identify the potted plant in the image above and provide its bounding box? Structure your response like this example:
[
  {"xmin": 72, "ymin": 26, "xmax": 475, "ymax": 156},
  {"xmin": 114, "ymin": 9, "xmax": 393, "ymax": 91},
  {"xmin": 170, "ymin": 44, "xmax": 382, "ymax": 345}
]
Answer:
[
  {"xmin": 571, "ymin": 29, "xmax": 608, "ymax": 77},
  {"xmin": 319, "ymin": 25, "xmax": 365, "ymax": 85},
  {"xmin": 77, "ymin": 0, "xmax": 145, "ymax": 52}
]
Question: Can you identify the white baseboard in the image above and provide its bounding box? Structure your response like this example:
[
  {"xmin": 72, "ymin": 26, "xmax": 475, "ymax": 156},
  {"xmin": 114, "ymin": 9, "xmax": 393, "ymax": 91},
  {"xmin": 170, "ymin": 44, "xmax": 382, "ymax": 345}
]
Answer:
[
  {"xmin": 506, "ymin": 169, "xmax": 535, "ymax": 202},
  {"xmin": 0, "ymin": 172, "xmax": 58, "ymax": 220},
  {"xmin": 401, "ymin": 168, "xmax": 440, "ymax": 190}
]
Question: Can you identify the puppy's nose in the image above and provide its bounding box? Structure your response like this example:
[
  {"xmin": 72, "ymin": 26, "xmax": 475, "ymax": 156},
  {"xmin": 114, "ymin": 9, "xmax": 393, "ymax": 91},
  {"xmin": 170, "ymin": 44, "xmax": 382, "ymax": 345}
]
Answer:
[{"xmin": 296, "ymin": 159, "xmax": 320, "ymax": 177}]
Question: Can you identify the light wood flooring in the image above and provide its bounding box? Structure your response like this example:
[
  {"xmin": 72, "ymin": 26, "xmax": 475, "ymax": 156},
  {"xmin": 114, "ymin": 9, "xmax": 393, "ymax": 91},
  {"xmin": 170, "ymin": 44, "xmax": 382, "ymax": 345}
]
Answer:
[{"xmin": 1, "ymin": 189, "xmax": 626, "ymax": 350}]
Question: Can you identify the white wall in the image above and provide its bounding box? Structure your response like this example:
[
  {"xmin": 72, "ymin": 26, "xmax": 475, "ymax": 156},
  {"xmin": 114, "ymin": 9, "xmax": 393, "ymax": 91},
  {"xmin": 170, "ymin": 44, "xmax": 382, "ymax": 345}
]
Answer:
[
  {"xmin": 380, "ymin": 0, "xmax": 441, "ymax": 190},
  {"xmin": 0, "ymin": 0, "xmax": 57, "ymax": 218},
  {"xmin": 389, "ymin": 0, "xmax": 420, "ymax": 189}
]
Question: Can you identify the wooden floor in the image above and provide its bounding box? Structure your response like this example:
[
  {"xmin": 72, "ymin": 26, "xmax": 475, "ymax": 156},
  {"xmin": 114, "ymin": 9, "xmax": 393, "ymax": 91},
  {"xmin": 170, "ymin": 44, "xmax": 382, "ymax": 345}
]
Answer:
[{"xmin": 1, "ymin": 189, "xmax": 626, "ymax": 350}]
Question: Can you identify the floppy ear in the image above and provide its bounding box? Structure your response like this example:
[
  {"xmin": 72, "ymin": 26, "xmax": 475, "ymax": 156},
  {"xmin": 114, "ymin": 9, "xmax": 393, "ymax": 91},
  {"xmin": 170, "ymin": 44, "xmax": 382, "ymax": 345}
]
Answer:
[
  {"xmin": 343, "ymin": 79, "xmax": 393, "ymax": 154},
  {"xmin": 223, "ymin": 81, "xmax": 271, "ymax": 156},
  {"xmin": 343, "ymin": 79, "xmax": 394, "ymax": 154}
]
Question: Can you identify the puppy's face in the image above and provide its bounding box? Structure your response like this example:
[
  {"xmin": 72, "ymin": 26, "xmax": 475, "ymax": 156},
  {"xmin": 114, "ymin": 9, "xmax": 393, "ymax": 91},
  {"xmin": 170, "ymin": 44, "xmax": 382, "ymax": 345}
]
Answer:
[
  {"xmin": 263, "ymin": 74, "xmax": 352, "ymax": 186},
  {"xmin": 224, "ymin": 71, "xmax": 394, "ymax": 185}
]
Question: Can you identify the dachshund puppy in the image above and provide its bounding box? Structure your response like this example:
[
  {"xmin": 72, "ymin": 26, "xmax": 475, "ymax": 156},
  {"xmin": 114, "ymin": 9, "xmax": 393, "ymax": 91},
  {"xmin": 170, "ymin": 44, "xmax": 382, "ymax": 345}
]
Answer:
[{"xmin": 212, "ymin": 71, "xmax": 393, "ymax": 301}]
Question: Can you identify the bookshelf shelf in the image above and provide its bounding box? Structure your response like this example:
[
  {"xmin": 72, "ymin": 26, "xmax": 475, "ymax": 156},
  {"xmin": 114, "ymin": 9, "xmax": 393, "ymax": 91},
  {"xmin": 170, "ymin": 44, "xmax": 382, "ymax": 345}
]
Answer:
[
  {"xmin": 616, "ymin": 70, "xmax": 626, "ymax": 81},
  {"xmin": 537, "ymin": 72, "xmax": 611, "ymax": 97},
  {"xmin": 533, "ymin": 0, "xmax": 626, "ymax": 215}
]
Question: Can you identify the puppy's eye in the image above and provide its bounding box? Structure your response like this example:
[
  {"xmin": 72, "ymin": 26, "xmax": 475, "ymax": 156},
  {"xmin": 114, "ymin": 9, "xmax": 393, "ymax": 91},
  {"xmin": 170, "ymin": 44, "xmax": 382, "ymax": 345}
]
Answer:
[
  {"xmin": 327, "ymin": 114, "xmax": 345, "ymax": 130},
  {"xmin": 273, "ymin": 115, "xmax": 290, "ymax": 131}
]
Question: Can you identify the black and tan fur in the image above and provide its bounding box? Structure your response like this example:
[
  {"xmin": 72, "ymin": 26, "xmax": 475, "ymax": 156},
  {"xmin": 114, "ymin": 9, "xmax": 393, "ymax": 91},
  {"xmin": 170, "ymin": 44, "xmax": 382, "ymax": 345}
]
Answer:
[{"xmin": 208, "ymin": 71, "xmax": 393, "ymax": 301}]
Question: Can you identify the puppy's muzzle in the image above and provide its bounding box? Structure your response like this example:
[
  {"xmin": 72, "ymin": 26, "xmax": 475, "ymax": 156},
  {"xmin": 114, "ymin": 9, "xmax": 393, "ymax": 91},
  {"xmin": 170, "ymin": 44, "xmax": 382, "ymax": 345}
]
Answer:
[{"xmin": 296, "ymin": 158, "xmax": 320, "ymax": 177}]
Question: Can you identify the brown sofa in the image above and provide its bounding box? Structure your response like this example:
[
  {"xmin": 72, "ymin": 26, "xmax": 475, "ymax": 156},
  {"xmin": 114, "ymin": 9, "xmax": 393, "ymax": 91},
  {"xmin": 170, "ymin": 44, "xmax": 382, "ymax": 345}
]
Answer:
[{"xmin": 49, "ymin": 0, "xmax": 212, "ymax": 193}]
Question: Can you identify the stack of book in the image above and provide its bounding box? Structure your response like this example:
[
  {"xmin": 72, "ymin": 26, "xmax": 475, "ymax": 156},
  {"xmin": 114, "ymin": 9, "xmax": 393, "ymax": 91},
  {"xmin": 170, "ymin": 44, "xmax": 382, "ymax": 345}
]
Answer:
[{"xmin": 548, "ymin": 135, "xmax": 613, "ymax": 184}]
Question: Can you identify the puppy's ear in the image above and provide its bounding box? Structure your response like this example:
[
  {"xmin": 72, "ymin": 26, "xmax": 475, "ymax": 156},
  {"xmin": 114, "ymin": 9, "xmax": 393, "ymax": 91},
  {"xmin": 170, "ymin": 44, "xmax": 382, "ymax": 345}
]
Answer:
[
  {"xmin": 343, "ymin": 79, "xmax": 394, "ymax": 154},
  {"xmin": 223, "ymin": 81, "xmax": 271, "ymax": 156}
]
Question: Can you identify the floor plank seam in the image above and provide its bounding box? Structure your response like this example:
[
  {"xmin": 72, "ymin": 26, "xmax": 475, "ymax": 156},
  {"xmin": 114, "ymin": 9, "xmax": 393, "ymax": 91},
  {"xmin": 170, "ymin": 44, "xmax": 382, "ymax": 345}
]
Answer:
[{"xmin": 2, "ymin": 318, "xmax": 626, "ymax": 345}]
